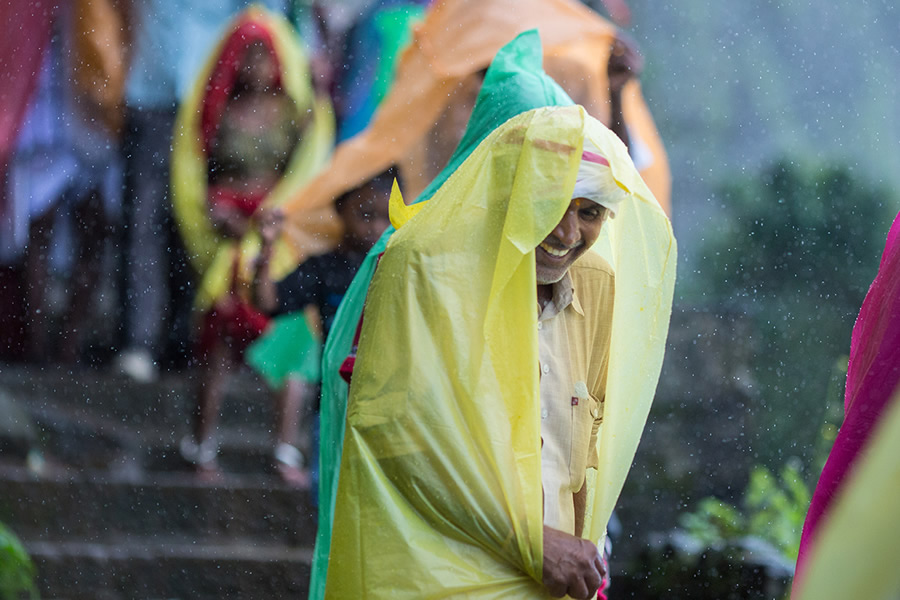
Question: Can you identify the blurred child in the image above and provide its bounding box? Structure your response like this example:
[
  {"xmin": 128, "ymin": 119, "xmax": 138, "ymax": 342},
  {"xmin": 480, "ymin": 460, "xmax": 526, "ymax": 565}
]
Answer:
[{"xmin": 248, "ymin": 170, "xmax": 393, "ymax": 487}]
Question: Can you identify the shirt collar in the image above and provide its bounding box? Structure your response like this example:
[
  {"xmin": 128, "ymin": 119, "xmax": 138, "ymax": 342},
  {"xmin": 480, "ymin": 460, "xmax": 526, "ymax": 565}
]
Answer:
[{"xmin": 538, "ymin": 271, "xmax": 584, "ymax": 320}]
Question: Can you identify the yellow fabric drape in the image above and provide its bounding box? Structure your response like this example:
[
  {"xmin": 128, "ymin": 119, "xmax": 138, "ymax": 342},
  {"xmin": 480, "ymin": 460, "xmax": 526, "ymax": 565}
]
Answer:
[
  {"xmin": 280, "ymin": 0, "xmax": 671, "ymax": 270},
  {"xmin": 326, "ymin": 106, "xmax": 676, "ymax": 598},
  {"xmin": 170, "ymin": 6, "xmax": 335, "ymax": 312},
  {"xmin": 794, "ymin": 384, "xmax": 900, "ymax": 600}
]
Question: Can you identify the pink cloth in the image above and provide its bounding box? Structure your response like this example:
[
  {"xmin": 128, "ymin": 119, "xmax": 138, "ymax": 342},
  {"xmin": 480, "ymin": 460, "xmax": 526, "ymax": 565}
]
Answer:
[
  {"xmin": 794, "ymin": 210, "xmax": 900, "ymax": 585},
  {"xmin": 0, "ymin": 1, "xmax": 53, "ymax": 219}
]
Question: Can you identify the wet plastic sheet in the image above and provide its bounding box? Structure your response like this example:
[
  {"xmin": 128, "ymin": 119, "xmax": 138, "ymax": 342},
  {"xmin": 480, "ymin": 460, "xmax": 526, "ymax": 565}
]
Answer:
[
  {"xmin": 245, "ymin": 313, "xmax": 321, "ymax": 388},
  {"xmin": 325, "ymin": 106, "xmax": 676, "ymax": 598}
]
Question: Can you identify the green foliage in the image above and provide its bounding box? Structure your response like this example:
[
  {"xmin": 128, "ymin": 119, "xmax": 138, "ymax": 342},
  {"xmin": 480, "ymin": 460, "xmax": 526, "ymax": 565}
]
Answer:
[
  {"xmin": 692, "ymin": 160, "xmax": 897, "ymax": 467},
  {"xmin": 700, "ymin": 160, "xmax": 891, "ymax": 307},
  {"xmin": 0, "ymin": 522, "xmax": 38, "ymax": 600},
  {"xmin": 680, "ymin": 463, "xmax": 811, "ymax": 562}
]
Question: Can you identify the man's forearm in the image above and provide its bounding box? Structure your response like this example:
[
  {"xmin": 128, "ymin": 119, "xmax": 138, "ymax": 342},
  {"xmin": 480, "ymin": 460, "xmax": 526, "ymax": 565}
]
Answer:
[{"xmin": 608, "ymin": 90, "xmax": 631, "ymax": 152}]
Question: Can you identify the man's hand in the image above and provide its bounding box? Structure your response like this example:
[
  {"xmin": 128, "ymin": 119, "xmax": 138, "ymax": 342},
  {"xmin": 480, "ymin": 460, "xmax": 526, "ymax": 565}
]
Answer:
[
  {"xmin": 542, "ymin": 526, "xmax": 606, "ymax": 599},
  {"xmin": 607, "ymin": 33, "xmax": 644, "ymax": 96}
]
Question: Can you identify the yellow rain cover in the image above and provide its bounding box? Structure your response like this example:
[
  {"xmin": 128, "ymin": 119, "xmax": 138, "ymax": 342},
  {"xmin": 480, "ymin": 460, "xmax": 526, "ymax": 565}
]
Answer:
[
  {"xmin": 326, "ymin": 105, "xmax": 676, "ymax": 598},
  {"xmin": 171, "ymin": 5, "xmax": 334, "ymax": 312}
]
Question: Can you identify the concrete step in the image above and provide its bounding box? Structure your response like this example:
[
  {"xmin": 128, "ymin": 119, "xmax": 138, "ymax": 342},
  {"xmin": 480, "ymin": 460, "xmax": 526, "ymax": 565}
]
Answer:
[
  {"xmin": 28, "ymin": 539, "xmax": 311, "ymax": 600},
  {"xmin": 0, "ymin": 466, "xmax": 316, "ymax": 547}
]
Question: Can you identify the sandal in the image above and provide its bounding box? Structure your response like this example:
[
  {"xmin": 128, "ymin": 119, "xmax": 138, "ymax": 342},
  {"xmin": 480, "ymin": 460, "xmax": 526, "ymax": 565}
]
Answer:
[
  {"xmin": 180, "ymin": 435, "xmax": 220, "ymax": 471},
  {"xmin": 275, "ymin": 442, "xmax": 311, "ymax": 489}
]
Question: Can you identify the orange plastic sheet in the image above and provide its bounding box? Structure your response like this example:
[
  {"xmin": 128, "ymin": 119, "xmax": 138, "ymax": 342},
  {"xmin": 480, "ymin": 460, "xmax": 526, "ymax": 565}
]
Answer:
[
  {"xmin": 70, "ymin": 0, "xmax": 129, "ymax": 134},
  {"xmin": 279, "ymin": 0, "xmax": 671, "ymax": 269},
  {"xmin": 171, "ymin": 6, "xmax": 334, "ymax": 312},
  {"xmin": 325, "ymin": 106, "xmax": 676, "ymax": 598}
]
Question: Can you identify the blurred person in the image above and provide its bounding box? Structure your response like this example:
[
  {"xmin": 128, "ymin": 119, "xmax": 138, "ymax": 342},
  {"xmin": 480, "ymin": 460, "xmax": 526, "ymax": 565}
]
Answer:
[
  {"xmin": 0, "ymin": 2, "xmax": 52, "ymax": 359},
  {"xmin": 247, "ymin": 170, "xmax": 393, "ymax": 489},
  {"xmin": 323, "ymin": 35, "xmax": 675, "ymax": 597},
  {"xmin": 115, "ymin": 0, "xmax": 291, "ymax": 382},
  {"xmin": 329, "ymin": 1, "xmax": 429, "ymax": 141},
  {"xmin": 583, "ymin": 0, "xmax": 632, "ymax": 26},
  {"xmin": 1, "ymin": 0, "xmax": 127, "ymax": 364},
  {"xmin": 171, "ymin": 7, "xmax": 334, "ymax": 482}
]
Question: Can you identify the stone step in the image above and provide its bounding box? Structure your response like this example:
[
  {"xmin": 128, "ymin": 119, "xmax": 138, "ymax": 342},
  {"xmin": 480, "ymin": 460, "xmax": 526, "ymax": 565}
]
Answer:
[
  {"xmin": 0, "ymin": 364, "xmax": 279, "ymax": 431},
  {"xmin": 0, "ymin": 466, "xmax": 316, "ymax": 547},
  {"xmin": 28, "ymin": 539, "xmax": 311, "ymax": 600},
  {"xmin": 1, "ymin": 364, "xmax": 316, "ymax": 473},
  {"xmin": 27, "ymin": 397, "xmax": 308, "ymax": 475}
]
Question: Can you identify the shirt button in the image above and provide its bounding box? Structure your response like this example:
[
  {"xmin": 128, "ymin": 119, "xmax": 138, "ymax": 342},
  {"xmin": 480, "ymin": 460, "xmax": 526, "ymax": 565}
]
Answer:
[
  {"xmin": 541, "ymin": 364, "xmax": 550, "ymax": 374},
  {"xmin": 537, "ymin": 322, "xmax": 543, "ymax": 330},
  {"xmin": 541, "ymin": 408, "xmax": 549, "ymax": 420}
]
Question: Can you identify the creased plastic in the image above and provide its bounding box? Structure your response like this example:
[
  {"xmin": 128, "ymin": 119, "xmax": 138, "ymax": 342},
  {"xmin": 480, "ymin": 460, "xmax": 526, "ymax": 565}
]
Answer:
[{"xmin": 325, "ymin": 105, "xmax": 675, "ymax": 598}]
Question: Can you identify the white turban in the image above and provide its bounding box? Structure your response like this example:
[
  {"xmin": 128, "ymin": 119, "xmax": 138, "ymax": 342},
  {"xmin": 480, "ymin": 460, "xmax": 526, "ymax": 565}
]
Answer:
[{"xmin": 571, "ymin": 137, "xmax": 630, "ymax": 217}]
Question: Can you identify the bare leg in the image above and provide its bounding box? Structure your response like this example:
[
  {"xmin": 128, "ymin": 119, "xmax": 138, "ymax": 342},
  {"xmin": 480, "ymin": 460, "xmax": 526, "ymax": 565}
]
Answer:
[
  {"xmin": 188, "ymin": 337, "xmax": 231, "ymax": 474},
  {"xmin": 24, "ymin": 212, "xmax": 54, "ymax": 362},
  {"xmin": 60, "ymin": 189, "xmax": 107, "ymax": 364},
  {"xmin": 273, "ymin": 377, "xmax": 312, "ymax": 488}
]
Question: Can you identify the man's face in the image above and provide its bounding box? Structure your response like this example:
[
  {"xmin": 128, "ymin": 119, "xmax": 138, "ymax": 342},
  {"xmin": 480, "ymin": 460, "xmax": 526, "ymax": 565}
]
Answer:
[{"xmin": 535, "ymin": 198, "xmax": 609, "ymax": 285}]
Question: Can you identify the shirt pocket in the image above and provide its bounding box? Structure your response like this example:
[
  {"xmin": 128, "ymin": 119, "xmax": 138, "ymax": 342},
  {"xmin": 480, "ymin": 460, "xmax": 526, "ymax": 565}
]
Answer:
[{"xmin": 568, "ymin": 390, "xmax": 602, "ymax": 485}]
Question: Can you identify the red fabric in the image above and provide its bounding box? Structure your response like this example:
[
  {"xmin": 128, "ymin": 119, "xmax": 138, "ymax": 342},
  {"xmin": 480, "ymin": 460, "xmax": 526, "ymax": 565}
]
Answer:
[
  {"xmin": 200, "ymin": 16, "xmax": 282, "ymax": 155},
  {"xmin": 339, "ymin": 253, "xmax": 384, "ymax": 384},
  {"xmin": 199, "ymin": 297, "xmax": 270, "ymax": 359},
  {"xmin": 198, "ymin": 254, "xmax": 270, "ymax": 359},
  {"xmin": 208, "ymin": 184, "xmax": 268, "ymax": 219},
  {"xmin": 0, "ymin": 1, "xmax": 53, "ymax": 219},
  {"xmin": 794, "ymin": 210, "xmax": 900, "ymax": 584}
]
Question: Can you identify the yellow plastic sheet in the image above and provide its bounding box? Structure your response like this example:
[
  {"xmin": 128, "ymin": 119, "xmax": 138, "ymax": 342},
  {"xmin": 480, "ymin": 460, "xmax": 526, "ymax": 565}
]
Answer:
[
  {"xmin": 326, "ymin": 106, "xmax": 676, "ymax": 598},
  {"xmin": 170, "ymin": 6, "xmax": 334, "ymax": 312}
]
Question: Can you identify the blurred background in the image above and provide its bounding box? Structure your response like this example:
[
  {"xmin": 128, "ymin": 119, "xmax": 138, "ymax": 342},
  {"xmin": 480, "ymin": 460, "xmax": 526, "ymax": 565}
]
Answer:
[{"xmin": 1, "ymin": 0, "xmax": 898, "ymax": 598}]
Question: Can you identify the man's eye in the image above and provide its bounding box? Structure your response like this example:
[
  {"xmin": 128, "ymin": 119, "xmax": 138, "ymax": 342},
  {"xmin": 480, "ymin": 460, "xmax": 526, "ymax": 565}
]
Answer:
[{"xmin": 580, "ymin": 209, "xmax": 600, "ymax": 221}]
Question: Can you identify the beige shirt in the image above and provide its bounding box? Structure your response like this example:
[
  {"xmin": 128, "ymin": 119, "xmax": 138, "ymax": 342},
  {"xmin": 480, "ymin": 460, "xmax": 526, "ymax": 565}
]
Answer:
[{"xmin": 539, "ymin": 252, "xmax": 615, "ymax": 534}]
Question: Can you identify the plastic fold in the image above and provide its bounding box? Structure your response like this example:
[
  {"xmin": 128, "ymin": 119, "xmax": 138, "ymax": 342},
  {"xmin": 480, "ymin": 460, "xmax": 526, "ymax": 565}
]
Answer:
[{"xmin": 325, "ymin": 106, "xmax": 676, "ymax": 598}]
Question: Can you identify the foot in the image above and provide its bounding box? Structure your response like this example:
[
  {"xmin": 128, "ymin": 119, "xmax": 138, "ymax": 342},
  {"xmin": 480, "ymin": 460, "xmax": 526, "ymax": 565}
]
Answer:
[
  {"xmin": 194, "ymin": 460, "xmax": 225, "ymax": 484},
  {"xmin": 274, "ymin": 442, "xmax": 310, "ymax": 489},
  {"xmin": 179, "ymin": 434, "xmax": 219, "ymax": 474},
  {"xmin": 114, "ymin": 348, "xmax": 158, "ymax": 383},
  {"xmin": 276, "ymin": 462, "xmax": 311, "ymax": 489}
]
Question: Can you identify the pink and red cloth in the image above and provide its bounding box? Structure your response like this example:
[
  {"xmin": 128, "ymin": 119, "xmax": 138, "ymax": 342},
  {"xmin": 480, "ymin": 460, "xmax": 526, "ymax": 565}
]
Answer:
[{"xmin": 794, "ymin": 210, "xmax": 900, "ymax": 588}]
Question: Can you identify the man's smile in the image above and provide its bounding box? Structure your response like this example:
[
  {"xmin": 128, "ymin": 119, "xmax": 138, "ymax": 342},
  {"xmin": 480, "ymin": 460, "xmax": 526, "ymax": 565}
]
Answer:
[{"xmin": 539, "ymin": 240, "xmax": 581, "ymax": 259}]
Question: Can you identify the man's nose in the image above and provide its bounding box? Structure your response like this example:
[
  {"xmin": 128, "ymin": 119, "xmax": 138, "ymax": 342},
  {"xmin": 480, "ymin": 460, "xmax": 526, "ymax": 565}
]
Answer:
[{"xmin": 552, "ymin": 210, "xmax": 580, "ymax": 247}]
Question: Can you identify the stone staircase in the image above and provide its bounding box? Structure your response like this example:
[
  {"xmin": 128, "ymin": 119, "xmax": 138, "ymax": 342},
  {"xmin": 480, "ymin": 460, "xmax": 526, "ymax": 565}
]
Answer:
[{"xmin": 0, "ymin": 363, "xmax": 315, "ymax": 599}]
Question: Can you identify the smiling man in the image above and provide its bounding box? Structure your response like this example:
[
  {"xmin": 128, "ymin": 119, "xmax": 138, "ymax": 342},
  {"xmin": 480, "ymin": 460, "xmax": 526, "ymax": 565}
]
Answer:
[
  {"xmin": 535, "ymin": 143, "xmax": 623, "ymax": 599},
  {"xmin": 322, "ymin": 33, "xmax": 676, "ymax": 600}
]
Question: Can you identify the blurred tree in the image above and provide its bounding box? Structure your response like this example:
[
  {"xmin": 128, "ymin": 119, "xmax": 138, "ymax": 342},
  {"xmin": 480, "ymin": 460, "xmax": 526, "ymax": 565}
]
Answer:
[{"xmin": 692, "ymin": 160, "xmax": 897, "ymax": 471}]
